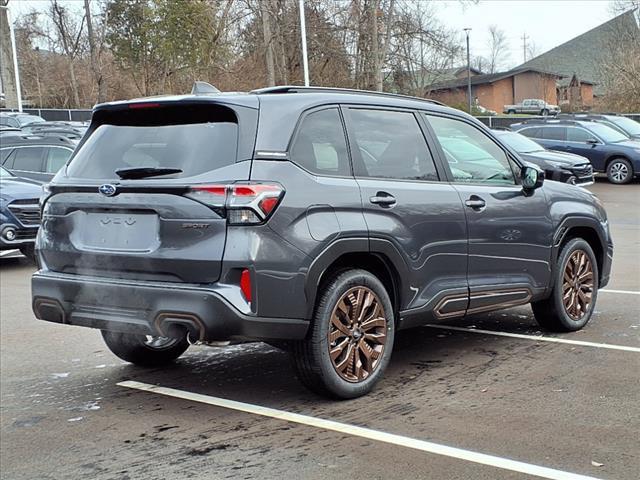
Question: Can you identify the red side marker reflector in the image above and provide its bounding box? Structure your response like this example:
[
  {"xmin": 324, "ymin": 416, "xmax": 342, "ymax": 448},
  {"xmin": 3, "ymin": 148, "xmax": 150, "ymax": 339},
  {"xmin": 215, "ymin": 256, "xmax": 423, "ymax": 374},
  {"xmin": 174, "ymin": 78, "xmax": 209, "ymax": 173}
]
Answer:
[{"xmin": 240, "ymin": 269, "xmax": 252, "ymax": 303}]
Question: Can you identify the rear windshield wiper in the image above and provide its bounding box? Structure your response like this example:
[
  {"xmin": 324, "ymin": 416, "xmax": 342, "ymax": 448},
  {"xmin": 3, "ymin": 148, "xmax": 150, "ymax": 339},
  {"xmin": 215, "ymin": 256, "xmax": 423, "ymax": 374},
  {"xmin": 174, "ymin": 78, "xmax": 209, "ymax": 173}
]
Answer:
[{"xmin": 115, "ymin": 167, "xmax": 183, "ymax": 180}]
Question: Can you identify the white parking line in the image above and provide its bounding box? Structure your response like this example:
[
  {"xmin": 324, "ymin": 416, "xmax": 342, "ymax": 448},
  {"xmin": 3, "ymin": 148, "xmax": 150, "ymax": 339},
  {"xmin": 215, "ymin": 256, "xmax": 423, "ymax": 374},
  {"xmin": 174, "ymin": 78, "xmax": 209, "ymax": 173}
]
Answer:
[
  {"xmin": 119, "ymin": 380, "xmax": 602, "ymax": 480},
  {"xmin": 601, "ymin": 289, "xmax": 640, "ymax": 296},
  {"xmin": 424, "ymin": 325, "xmax": 640, "ymax": 353}
]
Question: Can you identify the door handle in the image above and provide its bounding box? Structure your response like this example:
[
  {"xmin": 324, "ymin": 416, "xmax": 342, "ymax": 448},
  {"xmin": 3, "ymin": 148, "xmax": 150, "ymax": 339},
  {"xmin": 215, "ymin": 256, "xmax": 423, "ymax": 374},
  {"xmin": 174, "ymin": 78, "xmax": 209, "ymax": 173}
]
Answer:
[
  {"xmin": 465, "ymin": 196, "xmax": 486, "ymax": 209},
  {"xmin": 369, "ymin": 192, "xmax": 396, "ymax": 207}
]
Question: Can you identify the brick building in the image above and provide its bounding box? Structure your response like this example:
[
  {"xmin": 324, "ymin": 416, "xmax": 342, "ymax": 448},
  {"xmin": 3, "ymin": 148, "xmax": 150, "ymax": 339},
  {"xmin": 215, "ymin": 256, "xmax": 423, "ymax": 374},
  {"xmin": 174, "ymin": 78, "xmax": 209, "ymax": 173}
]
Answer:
[{"xmin": 425, "ymin": 68, "xmax": 563, "ymax": 113}]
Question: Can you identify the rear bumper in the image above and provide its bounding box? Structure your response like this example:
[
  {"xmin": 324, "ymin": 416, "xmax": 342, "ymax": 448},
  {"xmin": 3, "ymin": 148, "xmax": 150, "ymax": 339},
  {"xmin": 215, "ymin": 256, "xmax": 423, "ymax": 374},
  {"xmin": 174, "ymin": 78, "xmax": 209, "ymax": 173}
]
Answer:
[{"xmin": 32, "ymin": 271, "xmax": 309, "ymax": 342}]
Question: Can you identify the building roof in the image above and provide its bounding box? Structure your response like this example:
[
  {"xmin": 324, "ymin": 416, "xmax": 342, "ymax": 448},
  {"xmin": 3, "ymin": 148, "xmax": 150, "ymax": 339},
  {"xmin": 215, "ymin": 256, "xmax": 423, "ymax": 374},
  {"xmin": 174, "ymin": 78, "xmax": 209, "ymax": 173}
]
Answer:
[
  {"xmin": 516, "ymin": 9, "xmax": 640, "ymax": 95},
  {"xmin": 426, "ymin": 67, "xmax": 563, "ymax": 92}
]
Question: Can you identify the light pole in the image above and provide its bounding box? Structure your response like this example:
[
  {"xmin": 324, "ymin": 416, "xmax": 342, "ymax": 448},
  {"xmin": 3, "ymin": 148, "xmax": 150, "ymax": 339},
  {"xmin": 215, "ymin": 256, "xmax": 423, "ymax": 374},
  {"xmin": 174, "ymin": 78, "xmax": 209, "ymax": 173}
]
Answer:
[
  {"xmin": 298, "ymin": 0, "xmax": 309, "ymax": 87},
  {"xmin": 0, "ymin": 3, "xmax": 23, "ymax": 112},
  {"xmin": 464, "ymin": 28, "xmax": 472, "ymax": 114}
]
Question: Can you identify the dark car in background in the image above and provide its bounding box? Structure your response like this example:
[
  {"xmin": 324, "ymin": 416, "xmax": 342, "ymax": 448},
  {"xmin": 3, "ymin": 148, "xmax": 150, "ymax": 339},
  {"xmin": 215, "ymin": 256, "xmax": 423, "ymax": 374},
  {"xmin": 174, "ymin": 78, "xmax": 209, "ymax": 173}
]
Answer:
[
  {"xmin": 0, "ymin": 112, "xmax": 46, "ymax": 129},
  {"xmin": 558, "ymin": 114, "xmax": 640, "ymax": 141},
  {"xmin": 493, "ymin": 130, "xmax": 593, "ymax": 185},
  {"xmin": 22, "ymin": 121, "xmax": 88, "ymax": 143},
  {"xmin": 0, "ymin": 135, "xmax": 75, "ymax": 182},
  {"xmin": 511, "ymin": 118, "xmax": 640, "ymax": 184},
  {"xmin": 0, "ymin": 166, "xmax": 41, "ymax": 261},
  {"xmin": 31, "ymin": 85, "xmax": 613, "ymax": 399}
]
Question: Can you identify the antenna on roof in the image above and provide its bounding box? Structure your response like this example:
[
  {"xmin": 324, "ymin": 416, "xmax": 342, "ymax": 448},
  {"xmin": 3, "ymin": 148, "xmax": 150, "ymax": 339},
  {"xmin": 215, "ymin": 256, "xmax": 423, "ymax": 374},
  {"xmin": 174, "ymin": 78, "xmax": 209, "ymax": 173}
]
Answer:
[{"xmin": 191, "ymin": 81, "xmax": 220, "ymax": 95}]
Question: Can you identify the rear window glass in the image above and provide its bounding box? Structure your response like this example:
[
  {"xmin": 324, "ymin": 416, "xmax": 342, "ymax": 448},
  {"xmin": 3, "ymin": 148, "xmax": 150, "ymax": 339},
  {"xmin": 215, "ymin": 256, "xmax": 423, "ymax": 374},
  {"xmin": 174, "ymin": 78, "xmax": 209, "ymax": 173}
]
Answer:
[
  {"xmin": 542, "ymin": 127, "xmax": 565, "ymax": 141},
  {"xmin": 66, "ymin": 104, "xmax": 238, "ymax": 179}
]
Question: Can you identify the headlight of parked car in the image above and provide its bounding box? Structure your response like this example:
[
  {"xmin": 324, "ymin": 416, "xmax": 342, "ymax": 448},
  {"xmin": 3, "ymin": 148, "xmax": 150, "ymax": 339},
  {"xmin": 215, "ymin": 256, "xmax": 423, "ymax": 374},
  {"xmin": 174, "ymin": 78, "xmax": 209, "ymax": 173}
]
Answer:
[{"xmin": 546, "ymin": 161, "xmax": 571, "ymax": 169}]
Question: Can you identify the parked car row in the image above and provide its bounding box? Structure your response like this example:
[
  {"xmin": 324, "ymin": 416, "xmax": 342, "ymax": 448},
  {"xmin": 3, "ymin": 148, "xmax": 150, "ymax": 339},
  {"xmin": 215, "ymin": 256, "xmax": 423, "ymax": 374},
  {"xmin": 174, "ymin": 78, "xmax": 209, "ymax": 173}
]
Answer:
[
  {"xmin": 0, "ymin": 114, "xmax": 84, "ymax": 262},
  {"xmin": 510, "ymin": 117, "xmax": 640, "ymax": 184},
  {"xmin": 1, "ymin": 112, "xmax": 88, "ymax": 144},
  {"xmin": 0, "ymin": 166, "xmax": 41, "ymax": 261}
]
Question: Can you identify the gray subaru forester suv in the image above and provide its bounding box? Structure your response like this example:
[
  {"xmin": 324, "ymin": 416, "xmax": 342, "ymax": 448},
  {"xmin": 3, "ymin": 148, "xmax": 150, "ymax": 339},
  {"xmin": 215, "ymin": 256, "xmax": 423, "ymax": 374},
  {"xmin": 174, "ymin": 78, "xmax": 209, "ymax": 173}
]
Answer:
[{"xmin": 32, "ymin": 85, "xmax": 613, "ymax": 399}]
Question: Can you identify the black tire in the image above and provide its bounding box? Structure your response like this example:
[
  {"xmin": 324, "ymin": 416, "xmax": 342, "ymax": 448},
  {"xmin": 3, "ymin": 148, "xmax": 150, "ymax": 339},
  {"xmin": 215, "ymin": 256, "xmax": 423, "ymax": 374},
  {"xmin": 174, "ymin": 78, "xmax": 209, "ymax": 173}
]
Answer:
[
  {"xmin": 101, "ymin": 331, "xmax": 189, "ymax": 367},
  {"xmin": 606, "ymin": 158, "xmax": 633, "ymax": 184},
  {"xmin": 291, "ymin": 269, "xmax": 395, "ymax": 399},
  {"xmin": 532, "ymin": 238, "xmax": 599, "ymax": 332},
  {"xmin": 507, "ymin": 109, "xmax": 516, "ymax": 114},
  {"xmin": 19, "ymin": 245, "xmax": 36, "ymax": 264},
  {"xmin": 541, "ymin": 109, "xmax": 549, "ymax": 116}
]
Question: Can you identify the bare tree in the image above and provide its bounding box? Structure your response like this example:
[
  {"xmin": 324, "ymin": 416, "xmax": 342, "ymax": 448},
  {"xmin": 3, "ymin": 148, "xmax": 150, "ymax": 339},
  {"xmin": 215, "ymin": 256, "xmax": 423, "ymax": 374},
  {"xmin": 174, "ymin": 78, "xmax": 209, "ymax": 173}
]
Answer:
[
  {"xmin": 487, "ymin": 24, "xmax": 508, "ymax": 73},
  {"xmin": 259, "ymin": 0, "xmax": 276, "ymax": 86},
  {"xmin": 83, "ymin": 0, "xmax": 107, "ymax": 103},
  {"xmin": 49, "ymin": 0, "xmax": 85, "ymax": 107}
]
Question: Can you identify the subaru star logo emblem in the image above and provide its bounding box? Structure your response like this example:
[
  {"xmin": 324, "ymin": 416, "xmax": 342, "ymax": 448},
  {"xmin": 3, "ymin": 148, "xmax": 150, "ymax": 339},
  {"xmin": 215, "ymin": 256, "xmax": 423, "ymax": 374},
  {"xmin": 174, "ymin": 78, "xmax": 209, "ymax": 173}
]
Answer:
[{"xmin": 99, "ymin": 184, "xmax": 117, "ymax": 197}]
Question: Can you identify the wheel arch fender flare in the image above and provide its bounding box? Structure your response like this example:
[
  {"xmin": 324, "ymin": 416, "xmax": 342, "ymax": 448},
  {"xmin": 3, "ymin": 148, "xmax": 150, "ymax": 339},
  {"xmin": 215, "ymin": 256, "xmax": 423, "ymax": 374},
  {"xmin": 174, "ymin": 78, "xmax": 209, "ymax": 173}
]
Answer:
[
  {"xmin": 551, "ymin": 215, "xmax": 609, "ymax": 286},
  {"xmin": 304, "ymin": 237, "xmax": 411, "ymax": 319}
]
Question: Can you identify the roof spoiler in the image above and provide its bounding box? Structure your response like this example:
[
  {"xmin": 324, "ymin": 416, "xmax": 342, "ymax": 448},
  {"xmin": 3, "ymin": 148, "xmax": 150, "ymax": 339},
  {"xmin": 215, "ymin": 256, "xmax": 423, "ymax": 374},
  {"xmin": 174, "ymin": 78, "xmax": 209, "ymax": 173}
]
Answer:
[{"xmin": 191, "ymin": 81, "xmax": 220, "ymax": 96}]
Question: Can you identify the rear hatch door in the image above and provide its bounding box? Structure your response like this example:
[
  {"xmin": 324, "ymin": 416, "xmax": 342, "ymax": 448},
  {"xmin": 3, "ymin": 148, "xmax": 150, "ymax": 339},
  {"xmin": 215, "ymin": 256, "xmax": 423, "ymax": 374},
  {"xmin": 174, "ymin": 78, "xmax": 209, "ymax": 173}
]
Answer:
[{"xmin": 40, "ymin": 98, "xmax": 258, "ymax": 283}]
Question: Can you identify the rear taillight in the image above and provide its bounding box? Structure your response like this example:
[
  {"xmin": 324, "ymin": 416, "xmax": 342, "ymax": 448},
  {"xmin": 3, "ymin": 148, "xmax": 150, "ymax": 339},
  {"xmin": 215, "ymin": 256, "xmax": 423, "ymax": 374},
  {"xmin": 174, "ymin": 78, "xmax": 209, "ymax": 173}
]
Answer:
[{"xmin": 185, "ymin": 182, "xmax": 284, "ymax": 225}]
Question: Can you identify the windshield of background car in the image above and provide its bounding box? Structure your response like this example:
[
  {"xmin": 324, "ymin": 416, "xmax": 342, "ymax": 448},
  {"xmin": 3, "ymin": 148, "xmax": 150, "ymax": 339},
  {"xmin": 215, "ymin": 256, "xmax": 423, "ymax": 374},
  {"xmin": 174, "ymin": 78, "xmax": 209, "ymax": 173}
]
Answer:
[
  {"xmin": 498, "ymin": 132, "xmax": 545, "ymax": 153},
  {"xmin": 610, "ymin": 117, "xmax": 640, "ymax": 135},
  {"xmin": 66, "ymin": 104, "xmax": 239, "ymax": 180},
  {"xmin": 587, "ymin": 123, "xmax": 629, "ymax": 143}
]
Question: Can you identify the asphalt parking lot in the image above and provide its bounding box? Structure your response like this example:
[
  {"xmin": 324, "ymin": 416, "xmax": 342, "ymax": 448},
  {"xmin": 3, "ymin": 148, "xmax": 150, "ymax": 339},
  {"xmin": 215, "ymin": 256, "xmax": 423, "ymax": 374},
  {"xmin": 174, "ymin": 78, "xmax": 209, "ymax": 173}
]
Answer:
[{"xmin": 1, "ymin": 179, "xmax": 638, "ymax": 480}]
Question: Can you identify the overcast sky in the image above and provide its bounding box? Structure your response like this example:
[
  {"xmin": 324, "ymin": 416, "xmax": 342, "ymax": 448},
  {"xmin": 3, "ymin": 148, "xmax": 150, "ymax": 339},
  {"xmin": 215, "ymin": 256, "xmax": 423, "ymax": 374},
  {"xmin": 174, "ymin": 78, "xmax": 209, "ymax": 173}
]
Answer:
[
  {"xmin": 8, "ymin": 0, "xmax": 624, "ymax": 71},
  {"xmin": 435, "ymin": 0, "xmax": 617, "ymax": 68}
]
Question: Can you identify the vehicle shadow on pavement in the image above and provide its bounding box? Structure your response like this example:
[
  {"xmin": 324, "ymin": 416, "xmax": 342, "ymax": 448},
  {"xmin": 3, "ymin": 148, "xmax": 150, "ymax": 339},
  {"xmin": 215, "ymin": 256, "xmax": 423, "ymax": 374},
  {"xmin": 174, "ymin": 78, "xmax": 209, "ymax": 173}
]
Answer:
[{"xmin": 111, "ymin": 312, "xmax": 542, "ymax": 409}]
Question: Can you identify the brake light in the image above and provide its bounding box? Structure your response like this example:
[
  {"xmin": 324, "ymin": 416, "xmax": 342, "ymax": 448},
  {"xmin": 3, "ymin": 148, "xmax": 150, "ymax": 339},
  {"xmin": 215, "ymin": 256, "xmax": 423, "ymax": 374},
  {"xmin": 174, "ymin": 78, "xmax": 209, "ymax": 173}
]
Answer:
[
  {"xmin": 128, "ymin": 102, "xmax": 161, "ymax": 109},
  {"xmin": 185, "ymin": 182, "xmax": 284, "ymax": 224},
  {"xmin": 240, "ymin": 269, "xmax": 252, "ymax": 303}
]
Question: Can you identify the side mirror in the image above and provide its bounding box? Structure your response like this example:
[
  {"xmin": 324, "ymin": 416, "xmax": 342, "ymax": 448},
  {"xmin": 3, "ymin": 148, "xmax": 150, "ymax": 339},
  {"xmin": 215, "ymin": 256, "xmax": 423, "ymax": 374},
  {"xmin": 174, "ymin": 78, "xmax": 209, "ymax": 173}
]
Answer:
[
  {"xmin": 586, "ymin": 138, "xmax": 599, "ymax": 145},
  {"xmin": 521, "ymin": 165, "xmax": 544, "ymax": 191}
]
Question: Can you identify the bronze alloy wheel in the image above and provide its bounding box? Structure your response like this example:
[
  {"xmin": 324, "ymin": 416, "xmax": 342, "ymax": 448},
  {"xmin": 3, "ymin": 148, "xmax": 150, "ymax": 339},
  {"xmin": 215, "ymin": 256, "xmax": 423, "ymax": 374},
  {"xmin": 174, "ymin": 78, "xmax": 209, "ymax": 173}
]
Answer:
[
  {"xmin": 562, "ymin": 249, "xmax": 594, "ymax": 320},
  {"xmin": 328, "ymin": 286, "xmax": 388, "ymax": 382}
]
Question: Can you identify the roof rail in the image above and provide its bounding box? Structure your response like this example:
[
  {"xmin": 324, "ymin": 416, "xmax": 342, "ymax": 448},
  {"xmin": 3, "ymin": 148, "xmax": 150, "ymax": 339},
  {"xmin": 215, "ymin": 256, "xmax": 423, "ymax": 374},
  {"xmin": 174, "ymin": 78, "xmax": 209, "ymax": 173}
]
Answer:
[
  {"xmin": 250, "ymin": 85, "xmax": 447, "ymax": 107},
  {"xmin": 516, "ymin": 117, "xmax": 595, "ymax": 126}
]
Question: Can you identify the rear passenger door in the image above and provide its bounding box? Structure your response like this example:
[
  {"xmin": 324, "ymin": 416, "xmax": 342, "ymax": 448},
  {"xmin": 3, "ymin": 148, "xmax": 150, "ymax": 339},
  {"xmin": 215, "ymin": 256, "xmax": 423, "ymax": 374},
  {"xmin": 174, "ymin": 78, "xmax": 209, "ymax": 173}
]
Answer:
[
  {"xmin": 424, "ymin": 113, "xmax": 554, "ymax": 311},
  {"xmin": 344, "ymin": 106, "xmax": 469, "ymax": 324},
  {"xmin": 9, "ymin": 146, "xmax": 47, "ymax": 181}
]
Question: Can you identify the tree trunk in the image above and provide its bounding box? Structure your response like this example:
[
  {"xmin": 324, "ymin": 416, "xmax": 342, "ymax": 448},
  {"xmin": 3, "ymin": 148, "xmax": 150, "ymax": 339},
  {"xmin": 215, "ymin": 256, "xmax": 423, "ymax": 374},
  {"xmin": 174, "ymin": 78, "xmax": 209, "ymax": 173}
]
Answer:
[
  {"xmin": 0, "ymin": 0, "xmax": 19, "ymax": 109},
  {"xmin": 84, "ymin": 0, "xmax": 106, "ymax": 103},
  {"xmin": 260, "ymin": 0, "xmax": 276, "ymax": 86},
  {"xmin": 376, "ymin": 0, "xmax": 394, "ymax": 92},
  {"xmin": 68, "ymin": 59, "xmax": 80, "ymax": 108}
]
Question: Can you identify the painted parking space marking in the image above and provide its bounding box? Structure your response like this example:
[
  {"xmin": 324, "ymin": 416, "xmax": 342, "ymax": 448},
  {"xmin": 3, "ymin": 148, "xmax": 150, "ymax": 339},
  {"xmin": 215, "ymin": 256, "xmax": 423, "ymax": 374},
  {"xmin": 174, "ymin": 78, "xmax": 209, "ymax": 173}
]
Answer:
[
  {"xmin": 424, "ymin": 324, "xmax": 640, "ymax": 353},
  {"xmin": 601, "ymin": 289, "xmax": 640, "ymax": 296},
  {"xmin": 119, "ymin": 381, "xmax": 602, "ymax": 480}
]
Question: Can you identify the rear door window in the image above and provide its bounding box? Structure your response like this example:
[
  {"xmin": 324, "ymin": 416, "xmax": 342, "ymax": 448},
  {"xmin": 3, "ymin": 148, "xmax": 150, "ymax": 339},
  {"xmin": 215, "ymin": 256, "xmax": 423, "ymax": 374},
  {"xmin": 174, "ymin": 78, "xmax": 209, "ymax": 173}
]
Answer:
[
  {"xmin": 45, "ymin": 147, "xmax": 73, "ymax": 173},
  {"xmin": 542, "ymin": 127, "xmax": 566, "ymax": 141},
  {"xmin": 348, "ymin": 109, "xmax": 439, "ymax": 181},
  {"xmin": 12, "ymin": 147, "xmax": 45, "ymax": 172},
  {"xmin": 289, "ymin": 108, "xmax": 350, "ymax": 176},
  {"xmin": 519, "ymin": 127, "xmax": 542, "ymax": 139},
  {"xmin": 66, "ymin": 104, "xmax": 239, "ymax": 180}
]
